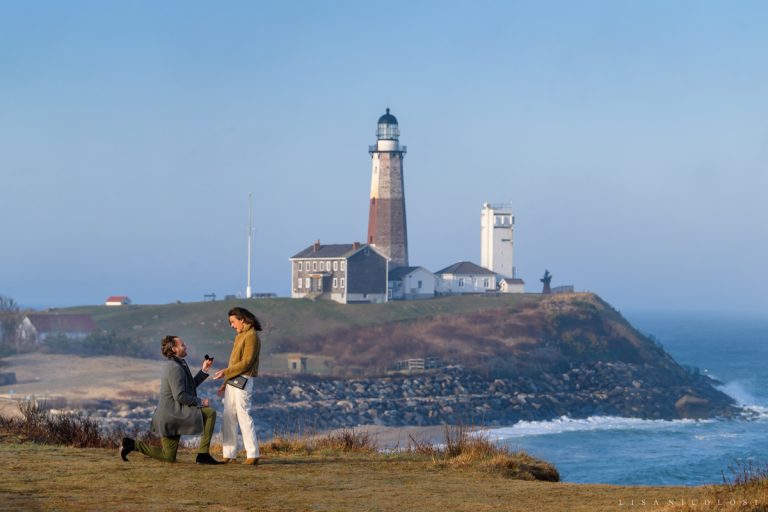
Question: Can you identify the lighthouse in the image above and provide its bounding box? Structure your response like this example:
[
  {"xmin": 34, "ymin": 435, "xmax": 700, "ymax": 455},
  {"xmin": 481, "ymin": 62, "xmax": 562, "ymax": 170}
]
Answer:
[{"xmin": 367, "ymin": 108, "xmax": 409, "ymax": 268}]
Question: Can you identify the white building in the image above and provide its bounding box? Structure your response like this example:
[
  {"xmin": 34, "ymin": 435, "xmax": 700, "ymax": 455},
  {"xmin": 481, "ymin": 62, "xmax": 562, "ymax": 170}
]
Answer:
[
  {"xmin": 499, "ymin": 277, "xmax": 525, "ymax": 294},
  {"xmin": 388, "ymin": 266, "xmax": 436, "ymax": 300},
  {"xmin": 480, "ymin": 202, "xmax": 515, "ymax": 279},
  {"xmin": 435, "ymin": 261, "xmax": 497, "ymax": 295}
]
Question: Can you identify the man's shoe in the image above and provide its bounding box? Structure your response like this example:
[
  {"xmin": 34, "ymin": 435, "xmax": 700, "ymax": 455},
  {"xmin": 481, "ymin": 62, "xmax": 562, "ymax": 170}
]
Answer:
[
  {"xmin": 244, "ymin": 457, "xmax": 259, "ymax": 466},
  {"xmin": 196, "ymin": 453, "xmax": 222, "ymax": 465},
  {"xmin": 222, "ymin": 458, "xmax": 239, "ymax": 464},
  {"xmin": 119, "ymin": 437, "xmax": 135, "ymax": 462}
]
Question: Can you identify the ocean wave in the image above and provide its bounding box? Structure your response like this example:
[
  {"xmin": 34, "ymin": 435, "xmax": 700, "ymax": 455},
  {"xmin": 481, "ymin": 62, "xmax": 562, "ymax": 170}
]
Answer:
[
  {"xmin": 483, "ymin": 415, "xmax": 713, "ymax": 439},
  {"xmin": 716, "ymin": 381, "xmax": 768, "ymax": 418}
]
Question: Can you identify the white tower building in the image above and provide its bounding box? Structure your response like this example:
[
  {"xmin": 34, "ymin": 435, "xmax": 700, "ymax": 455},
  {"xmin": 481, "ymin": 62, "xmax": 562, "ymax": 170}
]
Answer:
[{"xmin": 480, "ymin": 202, "xmax": 515, "ymax": 278}]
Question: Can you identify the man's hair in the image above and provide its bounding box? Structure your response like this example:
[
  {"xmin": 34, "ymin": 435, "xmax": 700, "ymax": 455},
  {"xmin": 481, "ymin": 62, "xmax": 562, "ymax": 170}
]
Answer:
[
  {"xmin": 161, "ymin": 335, "xmax": 179, "ymax": 359},
  {"xmin": 228, "ymin": 307, "xmax": 262, "ymax": 331}
]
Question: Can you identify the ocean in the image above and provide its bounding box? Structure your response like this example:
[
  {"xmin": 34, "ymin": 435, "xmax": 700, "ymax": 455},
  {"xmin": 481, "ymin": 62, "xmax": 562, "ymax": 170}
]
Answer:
[{"xmin": 487, "ymin": 310, "xmax": 768, "ymax": 485}]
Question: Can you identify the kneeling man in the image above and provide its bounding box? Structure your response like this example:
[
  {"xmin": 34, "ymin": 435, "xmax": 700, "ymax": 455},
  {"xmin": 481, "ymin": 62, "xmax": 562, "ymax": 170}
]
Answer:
[{"xmin": 120, "ymin": 335, "xmax": 220, "ymax": 464}]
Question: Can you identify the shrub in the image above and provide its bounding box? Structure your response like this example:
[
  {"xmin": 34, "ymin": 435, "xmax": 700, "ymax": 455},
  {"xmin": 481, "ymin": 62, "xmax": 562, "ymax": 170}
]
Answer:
[
  {"xmin": 259, "ymin": 428, "xmax": 378, "ymax": 456},
  {"xmin": 0, "ymin": 399, "xmax": 149, "ymax": 449},
  {"xmin": 42, "ymin": 331, "xmax": 156, "ymax": 359},
  {"xmin": 415, "ymin": 424, "xmax": 560, "ymax": 481}
]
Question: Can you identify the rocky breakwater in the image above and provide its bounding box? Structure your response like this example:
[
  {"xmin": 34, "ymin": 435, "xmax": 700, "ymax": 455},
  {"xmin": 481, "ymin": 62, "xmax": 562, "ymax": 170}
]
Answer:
[
  {"xmin": 73, "ymin": 362, "xmax": 739, "ymax": 435},
  {"xmin": 245, "ymin": 362, "xmax": 740, "ymax": 432}
]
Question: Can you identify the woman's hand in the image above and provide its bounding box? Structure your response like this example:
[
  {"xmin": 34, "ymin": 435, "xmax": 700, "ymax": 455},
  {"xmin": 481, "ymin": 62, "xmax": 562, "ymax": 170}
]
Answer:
[
  {"xmin": 217, "ymin": 383, "xmax": 226, "ymax": 397},
  {"xmin": 213, "ymin": 369, "xmax": 226, "ymax": 380}
]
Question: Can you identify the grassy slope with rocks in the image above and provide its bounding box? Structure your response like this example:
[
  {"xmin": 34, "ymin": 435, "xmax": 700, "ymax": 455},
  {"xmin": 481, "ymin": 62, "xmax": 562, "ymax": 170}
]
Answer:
[{"xmin": 56, "ymin": 293, "xmax": 665, "ymax": 373}]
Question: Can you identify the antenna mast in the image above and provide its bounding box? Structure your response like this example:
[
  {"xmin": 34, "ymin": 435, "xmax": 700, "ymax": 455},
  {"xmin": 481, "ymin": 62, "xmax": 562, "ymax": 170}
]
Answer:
[{"xmin": 246, "ymin": 192, "xmax": 253, "ymax": 299}]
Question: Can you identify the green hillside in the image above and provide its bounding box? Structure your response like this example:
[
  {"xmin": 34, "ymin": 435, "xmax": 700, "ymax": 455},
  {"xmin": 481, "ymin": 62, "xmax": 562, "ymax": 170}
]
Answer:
[
  {"xmin": 58, "ymin": 294, "xmax": 538, "ymax": 362},
  {"xmin": 50, "ymin": 293, "xmax": 665, "ymax": 376}
]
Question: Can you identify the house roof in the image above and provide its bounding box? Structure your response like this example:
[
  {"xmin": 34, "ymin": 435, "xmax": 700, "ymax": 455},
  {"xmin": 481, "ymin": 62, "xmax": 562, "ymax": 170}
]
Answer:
[
  {"xmin": 291, "ymin": 242, "xmax": 369, "ymax": 259},
  {"xmin": 105, "ymin": 296, "xmax": 130, "ymax": 303},
  {"xmin": 25, "ymin": 314, "xmax": 97, "ymax": 334},
  {"xmin": 501, "ymin": 278, "xmax": 525, "ymax": 284},
  {"xmin": 435, "ymin": 261, "xmax": 497, "ymax": 276},
  {"xmin": 388, "ymin": 266, "xmax": 426, "ymax": 280}
]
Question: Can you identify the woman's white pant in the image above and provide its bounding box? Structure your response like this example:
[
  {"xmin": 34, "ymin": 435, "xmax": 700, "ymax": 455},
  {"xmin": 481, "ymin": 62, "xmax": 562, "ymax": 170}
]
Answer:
[{"xmin": 221, "ymin": 377, "xmax": 259, "ymax": 459}]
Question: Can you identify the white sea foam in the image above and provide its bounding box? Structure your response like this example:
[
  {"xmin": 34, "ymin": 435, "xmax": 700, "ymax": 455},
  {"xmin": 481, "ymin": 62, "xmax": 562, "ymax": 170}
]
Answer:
[
  {"xmin": 718, "ymin": 380, "xmax": 758, "ymax": 406},
  {"xmin": 482, "ymin": 415, "xmax": 712, "ymax": 440},
  {"xmin": 716, "ymin": 381, "xmax": 768, "ymax": 418}
]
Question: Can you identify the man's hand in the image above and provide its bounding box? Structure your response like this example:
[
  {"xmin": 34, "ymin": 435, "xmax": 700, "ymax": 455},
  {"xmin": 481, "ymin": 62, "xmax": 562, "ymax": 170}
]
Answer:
[
  {"xmin": 202, "ymin": 358, "xmax": 213, "ymax": 373},
  {"xmin": 201, "ymin": 398, "xmax": 210, "ymax": 407}
]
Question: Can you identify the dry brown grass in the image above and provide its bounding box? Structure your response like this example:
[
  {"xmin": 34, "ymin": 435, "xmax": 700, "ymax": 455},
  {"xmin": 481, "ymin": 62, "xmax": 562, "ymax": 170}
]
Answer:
[
  {"xmin": 0, "ymin": 398, "xmax": 152, "ymax": 449},
  {"xmin": 258, "ymin": 427, "xmax": 378, "ymax": 456},
  {"xmin": 660, "ymin": 462, "xmax": 768, "ymax": 511},
  {"xmin": 0, "ymin": 441, "xmax": 716, "ymax": 512},
  {"xmin": 403, "ymin": 424, "xmax": 560, "ymax": 481}
]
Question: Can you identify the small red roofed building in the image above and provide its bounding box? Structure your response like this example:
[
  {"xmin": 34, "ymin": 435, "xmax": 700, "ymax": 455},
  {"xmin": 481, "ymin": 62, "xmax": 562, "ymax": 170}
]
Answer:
[{"xmin": 105, "ymin": 296, "xmax": 132, "ymax": 306}]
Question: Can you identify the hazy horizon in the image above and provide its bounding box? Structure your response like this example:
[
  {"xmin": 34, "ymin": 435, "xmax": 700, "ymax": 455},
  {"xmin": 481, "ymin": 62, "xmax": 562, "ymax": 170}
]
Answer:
[{"xmin": 2, "ymin": 1, "xmax": 766, "ymax": 314}]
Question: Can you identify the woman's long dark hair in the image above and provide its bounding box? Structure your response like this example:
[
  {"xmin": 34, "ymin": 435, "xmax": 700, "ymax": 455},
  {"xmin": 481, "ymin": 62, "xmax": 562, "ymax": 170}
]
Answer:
[{"xmin": 228, "ymin": 307, "xmax": 262, "ymax": 331}]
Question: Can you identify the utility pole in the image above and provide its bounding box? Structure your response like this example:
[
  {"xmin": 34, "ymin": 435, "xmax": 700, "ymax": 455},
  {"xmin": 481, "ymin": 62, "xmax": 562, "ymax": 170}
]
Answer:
[{"xmin": 246, "ymin": 192, "xmax": 253, "ymax": 299}]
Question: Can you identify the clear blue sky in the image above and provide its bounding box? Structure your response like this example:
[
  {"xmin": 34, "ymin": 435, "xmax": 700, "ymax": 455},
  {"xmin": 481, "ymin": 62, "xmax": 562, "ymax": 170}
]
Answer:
[{"xmin": 1, "ymin": 1, "xmax": 766, "ymax": 313}]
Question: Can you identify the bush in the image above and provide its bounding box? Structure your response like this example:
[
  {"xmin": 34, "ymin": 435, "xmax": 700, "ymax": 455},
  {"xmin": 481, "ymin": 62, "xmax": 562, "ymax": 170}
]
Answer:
[
  {"xmin": 42, "ymin": 331, "xmax": 156, "ymax": 359},
  {"xmin": 0, "ymin": 399, "xmax": 151, "ymax": 449},
  {"xmin": 408, "ymin": 424, "xmax": 560, "ymax": 481},
  {"xmin": 260, "ymin": 428, "xmax": 378, "ymax": 456}
]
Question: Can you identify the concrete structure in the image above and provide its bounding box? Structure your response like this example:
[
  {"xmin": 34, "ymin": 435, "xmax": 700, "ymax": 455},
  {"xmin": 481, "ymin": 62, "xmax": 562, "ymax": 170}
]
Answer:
[
  {"xmin": 480, "ymin": 202, "xmax": 515, "ymax": 279},
  {"xmin": 290, "ymin": 240, "xmax": 388, "ymax": 304},
  {"xmin": 18, "ymin": 314, "xmax": 97, "ymax": 344},
  {"xmin": 287, "ymin": 354, "xmax": 308, "ymax": 373},
  {"xmin": 435, "ymin": 261, "xmax": 498, "ymax": 295},
  {"xmin": 367, "ymin": 108, "xmax": 409, "ymax": 268},
  {"xmin": 388, "ymin": 266, "xmax": 436, "ymax": 300}
]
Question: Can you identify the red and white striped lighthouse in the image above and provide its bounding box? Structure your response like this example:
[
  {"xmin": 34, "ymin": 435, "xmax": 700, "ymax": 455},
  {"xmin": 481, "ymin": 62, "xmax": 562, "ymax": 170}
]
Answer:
[{"xmin": 367, "ymin": 108, "xmax": 409, "ymax": 268}]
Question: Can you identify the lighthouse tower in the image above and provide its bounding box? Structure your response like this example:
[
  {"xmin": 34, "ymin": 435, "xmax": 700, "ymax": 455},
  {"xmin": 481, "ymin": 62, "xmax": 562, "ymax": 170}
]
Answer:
[{"xmin": 367, "ymin": 108, "xmax": 409, "ymax": 268}]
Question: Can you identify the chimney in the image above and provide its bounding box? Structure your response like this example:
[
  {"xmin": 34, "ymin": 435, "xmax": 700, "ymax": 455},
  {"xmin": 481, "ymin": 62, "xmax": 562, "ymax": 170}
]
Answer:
[
  {"xmin": 353, "ymin": 241, "xmax": 360, "ymax": 250},
  {"xmin": 313, "ymin": 239, "xmax": 320, "ymax": 252}
]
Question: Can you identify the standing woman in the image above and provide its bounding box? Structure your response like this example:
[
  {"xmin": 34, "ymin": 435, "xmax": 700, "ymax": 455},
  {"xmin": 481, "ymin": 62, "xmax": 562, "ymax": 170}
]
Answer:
[{"xmin": 213, "ymin": 307, "xmax": 261, "ymax": 465}]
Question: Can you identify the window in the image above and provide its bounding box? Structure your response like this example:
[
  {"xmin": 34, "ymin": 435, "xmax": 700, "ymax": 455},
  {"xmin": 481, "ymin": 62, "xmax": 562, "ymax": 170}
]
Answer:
[
  {"xmin": 333, "ymin": 278, "xmax": 338, "ymax": 288},
  {"xmin": 312, "ymin": 261, "xmax": 317, "ymax": 271},
  {"xmin": 484, "ymin": 278, "xmax": 490, "ymax": 288},
  {"xmin": 458, "ymin": 278, "xmax": 464, "ymax": 288},
  {"xmin": 418, "ymin": 280, "xmax": 422, "ymax": 289},
  {"xmin": 305, "ymin": 277, "xmax": 310, "ymax": 288},
  {"xmin": 340, "ymin": 278, "xmax": 345, "ymax": 288},
  {"xmin": 333, "ymin": 261, "xmax": 338, "ymax": 271},
  {"xmin": 327, "ymin": 261, "xmax": 331, "ymax": 270},
  {"xmin": 341, "ymin": 261, "xmax": 346, "ymax": 271},
  {"xmin": 319, "ymin": 261, "xmax": 325, "ymax": 271},
  {"xmin": 298, "ymin": 278, "xmax": 303, "ymax": 289},
  {"xmin": 298, "ymin": 261, "xmax": 303, "ymax": 271}
]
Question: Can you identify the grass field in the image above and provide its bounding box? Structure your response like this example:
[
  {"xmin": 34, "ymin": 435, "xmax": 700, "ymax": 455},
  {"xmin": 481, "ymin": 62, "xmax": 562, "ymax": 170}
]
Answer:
[
  {"xmin": 57, "ymin": 294, "xmax": 542, "ymax": 360},
  {"xmin": 0, "ymin": 442, "xmax": 726, "ymax": 512}
]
